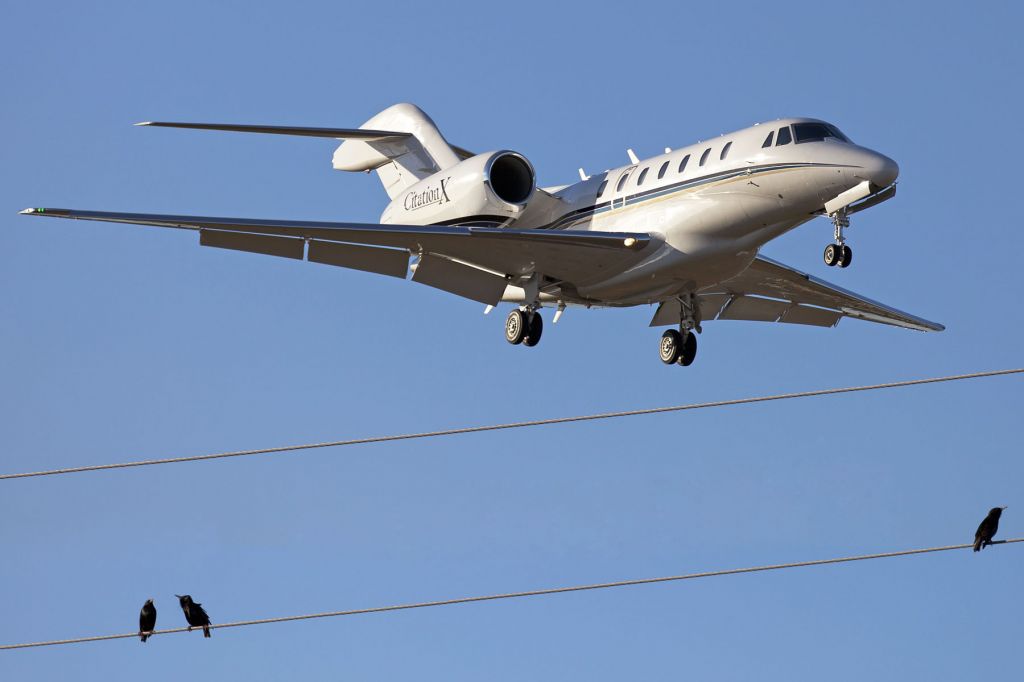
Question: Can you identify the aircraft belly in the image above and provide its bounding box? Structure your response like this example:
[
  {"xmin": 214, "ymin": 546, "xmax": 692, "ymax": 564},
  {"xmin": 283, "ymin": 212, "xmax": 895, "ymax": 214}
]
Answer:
[{"xmin": 573, "ymin": 240, "xmax": 755, "ymax": 305}]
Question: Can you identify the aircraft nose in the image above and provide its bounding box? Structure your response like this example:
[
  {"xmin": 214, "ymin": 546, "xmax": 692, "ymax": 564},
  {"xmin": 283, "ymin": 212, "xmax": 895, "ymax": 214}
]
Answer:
[{"xmin": 866, "ymin": 152, "xmax": 899, "ymax": 188}]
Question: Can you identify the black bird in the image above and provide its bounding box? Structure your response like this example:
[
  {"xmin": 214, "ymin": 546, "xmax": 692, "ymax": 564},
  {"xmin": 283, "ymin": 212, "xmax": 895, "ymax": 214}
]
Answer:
[
  {"xmin": 974, "ymin": 506, "xmax": 1007, "ymax": 552},
  {"xmin": 176, "ymin": 594, "xmax": 212, "ymax": 637},
  {"xmin": 139, "ymin": 599, "xmax": 156, "ymax": 642}
]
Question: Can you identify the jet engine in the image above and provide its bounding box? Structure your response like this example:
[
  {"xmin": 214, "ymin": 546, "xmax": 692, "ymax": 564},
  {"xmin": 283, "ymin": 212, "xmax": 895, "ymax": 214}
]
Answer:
[{"xmin": 381, "ymin": 151, "xmax": 536, "ymax": 226}]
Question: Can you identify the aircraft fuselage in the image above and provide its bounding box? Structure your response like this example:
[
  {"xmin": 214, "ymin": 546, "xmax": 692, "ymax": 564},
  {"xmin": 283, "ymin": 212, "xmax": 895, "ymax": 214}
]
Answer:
[{"xmin": 497, "ymin": 118, "xmax": 898, "ymax": 305}]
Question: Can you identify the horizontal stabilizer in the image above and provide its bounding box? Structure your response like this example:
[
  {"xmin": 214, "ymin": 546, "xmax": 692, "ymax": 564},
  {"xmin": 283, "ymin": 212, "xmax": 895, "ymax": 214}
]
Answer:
[{"xmin": 135, "ymin": 121, "xmax": 411, "ymax": 142}]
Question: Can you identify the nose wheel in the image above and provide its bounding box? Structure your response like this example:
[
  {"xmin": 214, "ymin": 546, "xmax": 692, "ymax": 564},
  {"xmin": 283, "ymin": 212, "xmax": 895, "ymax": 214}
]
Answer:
[
  {"xmin": 823, "ymin": 243, "xmax": 852, "ymax": 268},
  {"xmin": 824, "ymin": 210, "xmax": 852, "ymax": 268}
]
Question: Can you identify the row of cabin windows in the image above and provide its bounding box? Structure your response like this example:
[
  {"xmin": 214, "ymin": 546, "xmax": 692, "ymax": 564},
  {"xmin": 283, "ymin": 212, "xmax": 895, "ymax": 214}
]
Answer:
[{"xmin": 597, "ymin": 140, "xmax": 734, "ymax": 197}]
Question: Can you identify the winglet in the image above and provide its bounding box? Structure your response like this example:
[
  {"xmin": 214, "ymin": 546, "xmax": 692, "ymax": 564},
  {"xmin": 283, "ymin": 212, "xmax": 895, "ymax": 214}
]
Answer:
[
  {"xmin": 19, "ymin": 207, "xmax": 45, "ymax": 215},
  {"xmin": 134, "ymin": 122, "xmax": 153, "ymax": 127}
]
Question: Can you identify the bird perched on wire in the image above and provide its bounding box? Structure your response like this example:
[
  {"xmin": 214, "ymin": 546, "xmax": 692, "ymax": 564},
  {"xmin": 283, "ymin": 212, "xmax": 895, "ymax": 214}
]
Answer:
[
  {"xmin": 176, "ymin": 594, "xmax": 212, "ymax": 637},
  {"xmin": 139, "ymin": 599, "xmax": 156, "ymax": 642},
  {"xmin": 973, "ymin": 506, "xmax": 1007, "ymax": 552}
]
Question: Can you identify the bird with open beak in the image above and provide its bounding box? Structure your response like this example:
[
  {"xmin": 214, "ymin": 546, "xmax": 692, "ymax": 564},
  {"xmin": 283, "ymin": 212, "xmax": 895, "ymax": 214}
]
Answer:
[{"xmin": 176, "ymin": 594, "xmax": 212, "ymax": 637}]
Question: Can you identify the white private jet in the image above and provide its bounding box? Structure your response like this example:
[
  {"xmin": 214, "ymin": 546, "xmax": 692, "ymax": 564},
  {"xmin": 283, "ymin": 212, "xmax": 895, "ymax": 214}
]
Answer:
[{"xmin": 21, "ymin": 103, "xmax": 942, "ymax": 367}]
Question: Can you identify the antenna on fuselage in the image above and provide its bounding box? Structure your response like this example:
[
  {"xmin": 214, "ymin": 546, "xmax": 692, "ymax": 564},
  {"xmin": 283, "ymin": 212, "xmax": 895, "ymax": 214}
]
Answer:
[
  {"xmin": 626, "ymin": 149, "xmax": 639, "ymax": 165},
  {"xmin": 578, "ymin": 168, "xmax": 590, "ymax": 181}
]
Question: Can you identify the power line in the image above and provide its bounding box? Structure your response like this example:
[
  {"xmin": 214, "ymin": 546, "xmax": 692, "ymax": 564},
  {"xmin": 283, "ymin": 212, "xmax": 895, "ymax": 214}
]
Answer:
[
  {"xmin": 3, "ymin": 368, "xmax": 1021, "ymax": 481},
  {"xmin": 3, "ymin": 537, "xmax": 1018, "ymax": 651}
]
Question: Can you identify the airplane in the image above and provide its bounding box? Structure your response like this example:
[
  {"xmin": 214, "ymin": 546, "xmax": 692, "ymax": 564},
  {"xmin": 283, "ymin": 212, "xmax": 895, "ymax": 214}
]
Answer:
[{"xmin": 20, "ymin": 103, "xmax": 943, "ymax": 367}]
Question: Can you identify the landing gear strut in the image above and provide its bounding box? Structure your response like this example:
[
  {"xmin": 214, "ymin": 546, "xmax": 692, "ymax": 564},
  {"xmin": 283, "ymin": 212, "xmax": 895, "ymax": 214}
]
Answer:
[
  {"xmin": 824, "ymin": 209, "xmax": 852, "ymax": 268},
  {"xmin": 505, "ymin": 307, "xmax": 543, "ymax": 347},
  {"xmin": 659, "ymin": 293, "xmax": 700, "ymax": 367}
]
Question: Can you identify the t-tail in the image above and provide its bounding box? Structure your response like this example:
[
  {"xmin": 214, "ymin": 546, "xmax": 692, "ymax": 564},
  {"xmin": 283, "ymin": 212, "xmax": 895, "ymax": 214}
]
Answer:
[
  {"xmin": 331, "ymin": 103, "xmax": 467, "ymax": 198},
  {"xmin": 136, "ymin": 103, "xmax": 467, "ymax": 201}
]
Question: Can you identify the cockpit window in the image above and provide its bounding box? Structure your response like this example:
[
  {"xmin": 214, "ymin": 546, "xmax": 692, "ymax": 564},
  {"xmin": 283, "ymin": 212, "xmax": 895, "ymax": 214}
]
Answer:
[
  {"xmin": 720, "ymin": 141, "xmax": 732, "ymax": 160},
  {"xmin": 616, "ymin": 172, "xmax": 630, "ymax": 192},
  {"xmin": 776, "ymin": 126, "xmax": 792, "ymax": 146},
  {"xmin": 826, "ymin": 124, "xmax": 850, "ymax": 143},
  {"xmin": 793, "ymin": 122, "xmax": 847, "ymax": 144},
  {"xmin": 657, "ymin": 161, "xmax": 669, "ymax": 179},
  {"xmin": 762, "ymin": 131, "xmax": 774, "ymax": 148},
  {"xmin": 637, "ymin": 167, "xmax": 649, "ymax": 185},
  {"xmin": 699, "ymin": 148, "xmax": 711, "ymax": 166},
  {"xmin": 678, "ymin": 154, "xmax": 690, "ymax": 173}
]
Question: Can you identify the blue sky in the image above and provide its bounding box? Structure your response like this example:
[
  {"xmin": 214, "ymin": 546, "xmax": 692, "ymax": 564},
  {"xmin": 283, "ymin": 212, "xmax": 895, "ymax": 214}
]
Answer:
[{"xmin": 1, "ymin": 0, "xmax": 1022, "ymax": 678}]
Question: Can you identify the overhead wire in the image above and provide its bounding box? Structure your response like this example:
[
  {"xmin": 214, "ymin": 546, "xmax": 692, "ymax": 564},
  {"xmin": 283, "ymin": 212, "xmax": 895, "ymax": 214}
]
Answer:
[
  {"xmin": 2, "ymin": 537, "xmax": 1019, "ymax": 650},
  {"xmin": 2, "ymin": 368, "xmax": 1021, "ymax": 480}
]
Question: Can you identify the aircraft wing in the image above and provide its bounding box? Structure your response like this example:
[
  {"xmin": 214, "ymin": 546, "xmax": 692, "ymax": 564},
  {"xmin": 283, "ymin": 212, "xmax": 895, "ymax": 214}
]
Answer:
[
  {"xmin": 650, "ymin": 254, "xmax": 943, "ymax": 332},
  {"xmin": 19, "ymin": 208, "xmax": 653, "ymax": 306}
]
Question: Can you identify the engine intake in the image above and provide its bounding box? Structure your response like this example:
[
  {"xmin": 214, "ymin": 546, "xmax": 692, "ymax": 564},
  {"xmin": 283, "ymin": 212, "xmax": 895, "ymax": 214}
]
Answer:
[
  {"xmin": 487, "ymin": 152, "xmax": 534, "ymax": 205},
  {"xmin": 382, "ymin": 150, "xmax": 537, "ymax": 226}
]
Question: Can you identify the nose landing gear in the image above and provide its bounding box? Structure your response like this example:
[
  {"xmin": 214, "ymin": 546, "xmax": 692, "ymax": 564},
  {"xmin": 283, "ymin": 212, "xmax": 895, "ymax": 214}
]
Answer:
[{"xmin": 824, "ymin": 209, "xmax": 852, "ymax": 268}]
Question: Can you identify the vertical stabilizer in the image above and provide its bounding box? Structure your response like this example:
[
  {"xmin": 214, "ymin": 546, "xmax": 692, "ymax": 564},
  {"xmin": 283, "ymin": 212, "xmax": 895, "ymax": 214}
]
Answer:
[{"xmin": 332, "ymin": 103, "xmax": 462, "ymax": 199}]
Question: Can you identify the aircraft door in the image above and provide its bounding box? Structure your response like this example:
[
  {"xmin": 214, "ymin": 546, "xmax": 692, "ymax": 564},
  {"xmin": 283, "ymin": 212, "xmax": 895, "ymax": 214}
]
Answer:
[{"xmin": 610, "ymin": 166, "xmax": 636, "ymax": 210}]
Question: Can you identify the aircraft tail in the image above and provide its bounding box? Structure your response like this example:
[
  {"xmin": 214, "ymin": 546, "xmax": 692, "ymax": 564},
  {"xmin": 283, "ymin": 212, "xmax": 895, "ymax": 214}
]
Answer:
[
  {"xmin": 135, "ymin": 104, "xmax": 470, "ymax": 202},
  {"xmin": 332, "ymin": 103, "xmax": 468, "ymax": 200}
]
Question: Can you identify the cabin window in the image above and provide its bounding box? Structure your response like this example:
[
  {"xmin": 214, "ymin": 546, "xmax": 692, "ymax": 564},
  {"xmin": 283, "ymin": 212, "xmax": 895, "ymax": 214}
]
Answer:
[
  {"xmin": 699, "ymin": 148, "xmax": 711, "ymax": 166},
  {"xmin": 720, "ymin": 142, "xmax": 733, "ymax": 160},
  {"xmin": 616, "ymin": 172, "xmax": 630, "ymax": 192},
  {"xmin": 637, "ymin": 167, "xmax": 649, "ymax": 185},
  {"xmin": 596, "ymin": 179, "xmax": 608, "ymax": 197},
  {"xmin": 762, "ymin": 131, "xmax": 774, "ymax": 147},
  {"xmin": 678, "ymin": 154, "xmax": 690, "ymax": 173},
  {"xmin": 776, "ymin": 126, "xmax": 792, "ymax": 146},
  {"xmin": 657, "ymin": 161, "xmax": 669, "ymax": 179}
]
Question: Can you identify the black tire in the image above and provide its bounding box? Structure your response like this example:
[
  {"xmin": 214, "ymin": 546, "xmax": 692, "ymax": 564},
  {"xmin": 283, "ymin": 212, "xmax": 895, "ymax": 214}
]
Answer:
[
  {"xmin": 523, "ymin": 312, "xmax": 543, "ymax": 347},
  {"xmin": 823, "ymin": 244, "xmax": 840, "ymax": 267},
  {"xmin": 505, "ymin": 309, "xmax": 527, "ymax": 345},
  {"xmin": 677, "ymin": 332, "xmax": 698, "ymax": 366},
  {"xmin": 660, "ymin": 329, "xmax": 682, "ymax": 364},
  {"xmin": 839, "ymin": 244, "xmax": 853, "ymax": 268}
]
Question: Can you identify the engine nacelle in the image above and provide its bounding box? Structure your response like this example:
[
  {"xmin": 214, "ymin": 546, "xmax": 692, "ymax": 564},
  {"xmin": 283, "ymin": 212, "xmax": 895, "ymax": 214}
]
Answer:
[{"xmin": 381, "ymin": 151, "xmax": 536, "ymax": 226}]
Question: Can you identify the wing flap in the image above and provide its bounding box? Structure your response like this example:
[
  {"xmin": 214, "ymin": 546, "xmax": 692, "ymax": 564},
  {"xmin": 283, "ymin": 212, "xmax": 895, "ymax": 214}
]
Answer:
[
  {"xmin": 308, "ymin": 241, "xmax": 409, "ymax": 278},
  {"xmin": 718, "ymin": 295, "xmax": 790, "ymax": 322},
  {"xmin": 779, "ymin": 305, "xmax": 842, "ymax": 327},
  {"xmin": 199, "ymin": 230, "xmax": 305, "ymax": 259},
  {"xmin": 412, "ymin": 254, "xmax": 508, "ymax": 305}
]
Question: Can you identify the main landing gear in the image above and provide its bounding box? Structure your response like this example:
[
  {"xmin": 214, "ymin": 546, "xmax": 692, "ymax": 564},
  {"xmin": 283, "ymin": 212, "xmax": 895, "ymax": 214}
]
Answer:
[
  {"xmin": 659, "ymin": 293, "xmax": 700, "ymax": 367},
  {"xmin": 505, "ymin": 307, "xmax": 543, "ymax": 347},
  {"xmin": 660, "ymin": 329, "xmax": 697, "ymax": 366},
  {"xmin": 823, "ymin": 209, "xmax": 852, "ymax": 268}
]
